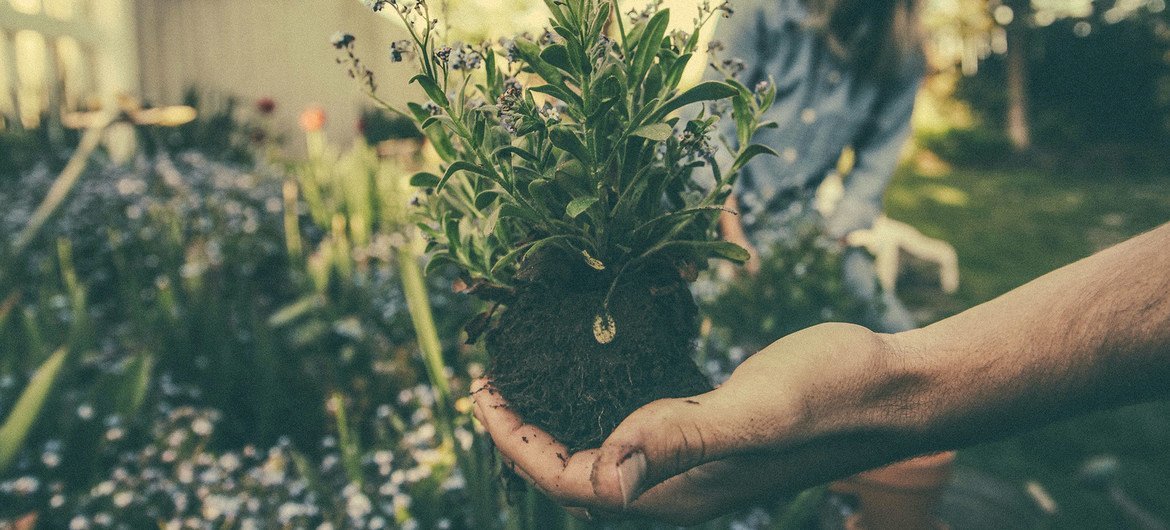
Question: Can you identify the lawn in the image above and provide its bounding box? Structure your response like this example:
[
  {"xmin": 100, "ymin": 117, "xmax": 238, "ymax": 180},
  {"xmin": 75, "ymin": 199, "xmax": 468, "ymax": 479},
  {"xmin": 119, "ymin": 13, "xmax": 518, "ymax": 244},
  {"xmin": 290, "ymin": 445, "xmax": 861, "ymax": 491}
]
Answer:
[{"xmin": 886, "ymin": 163, "xmax": 1170, "ymax": 529}]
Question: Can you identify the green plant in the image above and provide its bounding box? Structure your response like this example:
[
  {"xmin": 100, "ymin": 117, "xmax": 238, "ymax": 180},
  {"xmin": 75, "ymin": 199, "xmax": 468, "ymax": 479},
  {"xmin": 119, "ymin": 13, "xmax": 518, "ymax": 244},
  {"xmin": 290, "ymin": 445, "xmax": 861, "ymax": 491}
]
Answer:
[{"xmin": 342, "ymin": 0, "xmax": 776, "ymax": 327}]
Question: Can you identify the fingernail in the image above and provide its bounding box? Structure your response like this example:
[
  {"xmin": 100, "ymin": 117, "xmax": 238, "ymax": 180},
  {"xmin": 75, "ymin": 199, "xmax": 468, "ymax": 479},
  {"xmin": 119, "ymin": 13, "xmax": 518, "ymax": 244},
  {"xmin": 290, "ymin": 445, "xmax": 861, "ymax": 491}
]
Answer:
[{"xmin": 616, "ymin": 451, "xmax": 647, "ymax": 509}]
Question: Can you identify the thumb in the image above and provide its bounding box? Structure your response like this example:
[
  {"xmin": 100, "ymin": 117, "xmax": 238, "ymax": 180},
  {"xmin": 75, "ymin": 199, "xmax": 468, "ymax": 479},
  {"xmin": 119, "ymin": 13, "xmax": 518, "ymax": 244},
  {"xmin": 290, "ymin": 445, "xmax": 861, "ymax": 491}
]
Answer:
[{"xmin": 588, "ymin": 390, "xmax": 743, "ymax": 510}]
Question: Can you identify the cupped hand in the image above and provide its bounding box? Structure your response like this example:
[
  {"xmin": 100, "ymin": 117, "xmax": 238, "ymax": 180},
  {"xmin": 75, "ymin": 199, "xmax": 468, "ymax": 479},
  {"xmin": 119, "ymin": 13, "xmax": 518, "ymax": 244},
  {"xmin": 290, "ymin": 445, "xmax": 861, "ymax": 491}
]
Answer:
[{"xmin": 471, "ymin": 323, "xmax": 923, "ymax": 525}]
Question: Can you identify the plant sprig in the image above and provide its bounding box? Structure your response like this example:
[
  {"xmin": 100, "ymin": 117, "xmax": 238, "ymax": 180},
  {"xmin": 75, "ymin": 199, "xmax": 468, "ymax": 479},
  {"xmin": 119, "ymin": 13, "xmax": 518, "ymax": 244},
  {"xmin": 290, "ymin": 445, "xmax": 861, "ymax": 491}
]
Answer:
[{"xmin": 341, "ymin": 0, "xmax": 776, "ymax": 335}]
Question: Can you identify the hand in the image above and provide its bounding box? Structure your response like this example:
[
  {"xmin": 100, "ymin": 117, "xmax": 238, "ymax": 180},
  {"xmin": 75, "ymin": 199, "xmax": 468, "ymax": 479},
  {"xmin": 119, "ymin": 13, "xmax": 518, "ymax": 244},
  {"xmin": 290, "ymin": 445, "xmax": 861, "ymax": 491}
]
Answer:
[{"xmin": 472, "ymin": 323, "xmax": 926, "ymax": 525}]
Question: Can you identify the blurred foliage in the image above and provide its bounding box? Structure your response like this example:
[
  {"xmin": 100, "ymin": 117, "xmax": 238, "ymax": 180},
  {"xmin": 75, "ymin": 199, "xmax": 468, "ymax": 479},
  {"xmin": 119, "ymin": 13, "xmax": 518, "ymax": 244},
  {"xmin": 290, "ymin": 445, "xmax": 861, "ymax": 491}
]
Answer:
[
  {"xmin": 888, "ymin": 164, "xmax": 1170, "ymax": 527},
  {"xmin": 0, "ymin": 129, "xmax": 42, "ymax": 178},
  {"xmin": 958, "ymin": 18, "xmax": 1170, "ymax": 146},
  {"xmin": 701, "ymin": 223, "xmax": 870, "ymax": 357},
  {"xmin": 148, "ymin": 89, "xmax": 280, "ymax": 164},
  {"xmin": 946, "ymin": 1, "xmax": 1170, "ymax": 149},
  {"xmin": 916, "ymin": 126, "xmax": 1014, "ymax": 166},
  {"xmin": 0, "ymin": 125, "xmax": 487, "ymax": 525},
  {"xmin": 359, "ymin": 108, "xmax": 424, "ymax": 145},
  {"xmin": 0, "ymin": 118, "xmax": 81, "ymax": 179}
]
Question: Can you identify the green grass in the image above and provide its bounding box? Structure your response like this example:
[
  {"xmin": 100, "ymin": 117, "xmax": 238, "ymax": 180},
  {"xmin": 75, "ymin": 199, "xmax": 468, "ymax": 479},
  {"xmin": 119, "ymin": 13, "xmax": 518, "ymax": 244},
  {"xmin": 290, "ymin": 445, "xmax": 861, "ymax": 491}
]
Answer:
[{"xmin": 886, "ymin": 164, "xmax": 1170, "ymax": 528}]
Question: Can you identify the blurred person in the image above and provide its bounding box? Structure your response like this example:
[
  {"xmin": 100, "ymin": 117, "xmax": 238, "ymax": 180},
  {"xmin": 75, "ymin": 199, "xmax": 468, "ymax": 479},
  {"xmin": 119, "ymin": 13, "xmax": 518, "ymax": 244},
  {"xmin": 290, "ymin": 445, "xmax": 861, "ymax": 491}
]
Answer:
[
  {"xmin": 713, "ymin": 0, "xmax": 924, "ymax": 333},
  {"xmin": 473, "ymin": 221, "xmax": 1170, "ymax": 525}
]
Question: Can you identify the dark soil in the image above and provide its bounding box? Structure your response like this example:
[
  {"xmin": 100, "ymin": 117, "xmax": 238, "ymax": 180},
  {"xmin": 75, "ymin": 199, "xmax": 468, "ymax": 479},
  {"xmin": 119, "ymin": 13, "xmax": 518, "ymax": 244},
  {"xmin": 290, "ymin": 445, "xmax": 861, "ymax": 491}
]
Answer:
[{"xmin": 484, "ymin": 251, "xmax": 713, "ymax": 453}]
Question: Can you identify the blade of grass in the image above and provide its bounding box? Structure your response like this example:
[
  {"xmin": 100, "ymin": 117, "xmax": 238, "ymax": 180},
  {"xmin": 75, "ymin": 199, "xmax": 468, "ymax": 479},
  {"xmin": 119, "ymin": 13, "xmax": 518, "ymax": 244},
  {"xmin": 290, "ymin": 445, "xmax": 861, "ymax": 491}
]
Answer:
[{"xmin": 0, "ymin": 347, "xmax": 69, "ymax": 474}]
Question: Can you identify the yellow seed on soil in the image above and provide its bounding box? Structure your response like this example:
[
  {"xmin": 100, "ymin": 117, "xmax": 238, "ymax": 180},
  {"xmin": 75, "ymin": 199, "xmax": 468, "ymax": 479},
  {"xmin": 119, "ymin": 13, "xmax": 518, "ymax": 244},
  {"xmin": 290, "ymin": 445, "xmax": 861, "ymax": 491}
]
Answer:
[
  {"xmin": 593, "ymin": 312, "xmax": 617, "ymax": 344},
  {"xmin": 582, "ymin": 250, "xmax": 605, "ymax": 270}
]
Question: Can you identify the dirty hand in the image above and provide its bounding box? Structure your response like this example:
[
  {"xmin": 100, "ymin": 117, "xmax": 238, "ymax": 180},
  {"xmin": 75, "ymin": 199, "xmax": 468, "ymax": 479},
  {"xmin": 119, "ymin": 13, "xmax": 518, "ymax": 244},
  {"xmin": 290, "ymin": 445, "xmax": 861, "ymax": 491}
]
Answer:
[{"xmin": 472, "ymin": 323, "xmax": 923, "ymax": 525}]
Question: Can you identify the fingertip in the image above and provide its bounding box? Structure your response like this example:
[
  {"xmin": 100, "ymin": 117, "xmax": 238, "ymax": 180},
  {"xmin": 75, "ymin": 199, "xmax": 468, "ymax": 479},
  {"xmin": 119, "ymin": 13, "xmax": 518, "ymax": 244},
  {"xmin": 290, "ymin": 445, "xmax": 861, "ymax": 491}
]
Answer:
[
  {"xmin": 469, "ymin": 377, "xmax": 492, "ymax": 397},
  {"xmin": 590, "ymin": 441, "xmax": 641, "ymax": 509}
]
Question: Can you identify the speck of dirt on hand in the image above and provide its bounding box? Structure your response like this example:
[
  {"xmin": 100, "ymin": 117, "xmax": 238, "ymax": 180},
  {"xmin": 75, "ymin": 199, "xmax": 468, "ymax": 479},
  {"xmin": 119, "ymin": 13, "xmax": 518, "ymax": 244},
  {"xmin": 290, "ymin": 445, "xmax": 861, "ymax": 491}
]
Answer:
[
  {"xmin": 684, "ymin": 399, "xmax": 700, "ymax": 405},
  {"xmin": 522, "ymin": 436, "xmax": 529, "ymax": 443}
]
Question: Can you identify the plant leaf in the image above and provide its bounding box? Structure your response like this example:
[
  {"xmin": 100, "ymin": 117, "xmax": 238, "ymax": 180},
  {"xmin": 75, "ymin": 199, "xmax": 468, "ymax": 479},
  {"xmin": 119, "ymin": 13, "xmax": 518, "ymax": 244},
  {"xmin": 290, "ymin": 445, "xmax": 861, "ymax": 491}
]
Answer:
[
  {"xmin": 410, "ymin": 74, "xmax": 449, "ymax": 107},
  {"xmin": 0, "ymin": 348, "xmax": 69, "ymax": 473},
  {"xmin": 548, "ymin": 126, "xmax": 592, "ymax": 165},
  {"xmin": 513, "ymin": 39, "xmax": 564, "ymax": 85},
  {"xmin": 474, "ymin": 190, "xmax": 501, "ymax": 210},
  {"xmin": 493, "ymin": 146, "xmax": 540, "ymax": 163},
  {"xmin": 565, "ymin": 196, "xmax": 599, "ymax": 219},
  {"xmin": 529, "ymin": 84, "xmax": 584, "ymax": 109},
  {"xmin": 424, "ymin": 252, "xmax": 458, "ymax": 277},
  {"xmin": 729, "ymin": 144, "xmax": 780, "ymax": 176},
  {"xmin": 649, "ymin": 81, "xmax": 738, "ymax": 122},
  {"xmin": 540, "ymin": 44, "xmax": 574, "ymax": 75},
  {"xmin": 631, "ymin": 123, "xmax": 673, "ymax": 141},
  {"xmin": 410, "ymin": 172, "xmax": 441, "ymax": 188},
  {"xmin": 656, "ymin": 240, "xmax": 752, "ymax": 264},
  {"xmin": 632, "ymin": 10, "xmax": 670, "ymax": 83},
  {"xmin": 437, "ymin": 161, "xmax": 489, "ymax": 192}
]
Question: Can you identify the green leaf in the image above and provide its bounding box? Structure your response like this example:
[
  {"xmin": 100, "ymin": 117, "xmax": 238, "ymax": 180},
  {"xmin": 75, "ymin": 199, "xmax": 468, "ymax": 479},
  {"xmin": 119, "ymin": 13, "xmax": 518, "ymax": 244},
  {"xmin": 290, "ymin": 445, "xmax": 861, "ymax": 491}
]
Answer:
[
  {"xmin": 591, "ymin": 2, "xmax": 611, "ymax": 37},
  {"xmin": 115, "ymin": 351, "xmax": 154, "ymax": 417},
  {"xmin": 631, "ymin": 206, "xmax": 729, "ymax": 239},
  {"xmin": 530, "ymin": 84, "xmax": 584, "ymax": 109},
  {"xmin": 649, "ymin": 81, "xmax": 738, "ymax": 122},
  {"xmin": 499, "ymin": 203, "xmax": 542, "ymax": 222},
  {"xmin": 424, "ymin": 253, "xmax": 458, "ymax": 277},
  {"xmin": 444, "ymin": 216, "xmax": 461, "ymax": 250},
  {"xmin": 548, "ymin": 126, "xmax": 592, "ymax": 165},
  {"xmin": 523, "ymin": 235, "xmax": 578, "ymax": 262},
  {"xmin": 632, "ymin": 10, "xmax": 670, "ymax": 82},
  {"xmin": 437, "ymin": 161, "xmax": 489, "ymax": 192},
  {"xmin": 541, "ymin": 0, "xmax": 571, "ymax": 28},
  {"xmin": 269, "ymin": 294, "xmax": 326, "ymax": 327},
  {"xmin": 729, "ymin": 144, "xmax": 780, "ymax": 176},
  {"xmin": 493, "ymin": 146, "xmax": 540, "ymax": 163},
  {"xmin": 475, "ymin": 190, "xmax": 501, "ymax": 210},
  {"xmin": 631, "ymin": 123, "xmax": 674, "ymax": 141},
  {"xmin": 663, "ymin": 52, "xmax": 693, "ymax": 91},
  {"xmin": 410, "ymin": 172, "xmax": 441, "ymax": 188},
  {"xmin": 0, "ymin": 348, "xmax": 69, "ymax": 473},
  {"xmin": 420, "ymin": 115, "xmax": 453, "ymax": 131},
  {"xmin": 527, "ymin": 179, "xmax": 560, "ymax": 214},
  {"xmin": 565, "ymin": 196, "xmax": 599, "ymax": 219},
  {"xmin": 410, "ymin": 74, "xmax": 449, "ymax": 107},
  {"xmin": 490, "ymin": 240, "xmax": 537, "ymax": 275},
  {"xmin": 540, "ymin": 44, "xmax": 574, "ymax": 74},
  {"xmin": 513, "ymin": 39, "xmax": 564, "ymax": 85},
  {"xmin": 659, "ymin": 240, "xmax": 752, "ymax": 264}
]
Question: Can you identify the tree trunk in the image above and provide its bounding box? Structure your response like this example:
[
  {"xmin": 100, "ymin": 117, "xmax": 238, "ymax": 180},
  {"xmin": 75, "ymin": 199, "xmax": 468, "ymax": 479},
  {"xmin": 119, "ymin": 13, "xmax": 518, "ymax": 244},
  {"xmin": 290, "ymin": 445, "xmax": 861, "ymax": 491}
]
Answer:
[{"xmin": 1004, "ymin": 4, "xmax": 1033, "ymax": 151}]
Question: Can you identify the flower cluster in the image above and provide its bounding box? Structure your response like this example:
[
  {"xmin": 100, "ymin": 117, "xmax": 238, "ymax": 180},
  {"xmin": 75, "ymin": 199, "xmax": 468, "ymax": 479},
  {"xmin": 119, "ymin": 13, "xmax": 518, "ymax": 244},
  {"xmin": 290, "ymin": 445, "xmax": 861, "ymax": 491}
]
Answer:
[
  {"xmin": 390, "ymin": 39, "xmax": 414, "ymax": 63},
  {"xmin": 26, "ymin": 401, "xmax": 478, "ymax": 529}
]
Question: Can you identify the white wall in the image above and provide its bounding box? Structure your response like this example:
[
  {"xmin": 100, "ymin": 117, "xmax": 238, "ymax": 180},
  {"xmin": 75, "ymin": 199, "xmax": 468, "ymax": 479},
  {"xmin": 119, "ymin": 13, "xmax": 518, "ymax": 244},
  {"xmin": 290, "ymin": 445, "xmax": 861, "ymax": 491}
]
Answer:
[
  {"xmin": 134, "ymin": 0, "xmax": 421, "ymax": 146},
  {"xmin": 132, "ymin": 0, "xmax": 715, "ymax": 146}
]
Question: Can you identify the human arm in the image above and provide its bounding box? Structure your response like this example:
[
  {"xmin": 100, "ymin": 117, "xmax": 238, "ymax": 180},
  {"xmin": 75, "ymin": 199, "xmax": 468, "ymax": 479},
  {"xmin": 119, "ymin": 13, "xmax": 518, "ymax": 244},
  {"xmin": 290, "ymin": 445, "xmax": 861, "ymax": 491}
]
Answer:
[{"xmin": 473, "ymin": 222, "xmax": 1170, "ymax": 524}]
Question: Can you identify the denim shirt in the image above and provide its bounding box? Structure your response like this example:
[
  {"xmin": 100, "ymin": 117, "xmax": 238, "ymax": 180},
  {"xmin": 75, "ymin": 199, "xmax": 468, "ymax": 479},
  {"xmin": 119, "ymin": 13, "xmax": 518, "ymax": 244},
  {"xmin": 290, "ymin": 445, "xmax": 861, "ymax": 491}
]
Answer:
[{"xmin": 711, "ymin": 0, "xmax": 925, "ymax": 245}]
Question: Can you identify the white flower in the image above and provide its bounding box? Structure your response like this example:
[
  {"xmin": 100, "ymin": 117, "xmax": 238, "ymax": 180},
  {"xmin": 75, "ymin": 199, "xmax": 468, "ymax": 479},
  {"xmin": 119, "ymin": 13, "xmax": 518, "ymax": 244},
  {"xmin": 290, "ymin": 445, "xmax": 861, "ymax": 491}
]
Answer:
[
  {"xmin": 346, "ymin": 492, "xmax": 373, "ymax": 519},
  {"xmin": 191, "ymin": 417, "xmax": 213, "ymax": 436},
  {"xmin": 113, "ymin": 490, "xmax": 134, "ymax": 508}
]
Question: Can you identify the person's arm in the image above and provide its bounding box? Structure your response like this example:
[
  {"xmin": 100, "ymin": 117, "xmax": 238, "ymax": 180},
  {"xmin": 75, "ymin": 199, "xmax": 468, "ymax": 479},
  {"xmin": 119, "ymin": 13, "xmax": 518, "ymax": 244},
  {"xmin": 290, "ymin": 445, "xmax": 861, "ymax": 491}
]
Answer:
[
  {"xmin": 823, "ymin": 61, "xmax": 923, "ymax": 239},
  {"xmin": 473, "ymin": 222, "xmax": 1170, "ymax": 524}
]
